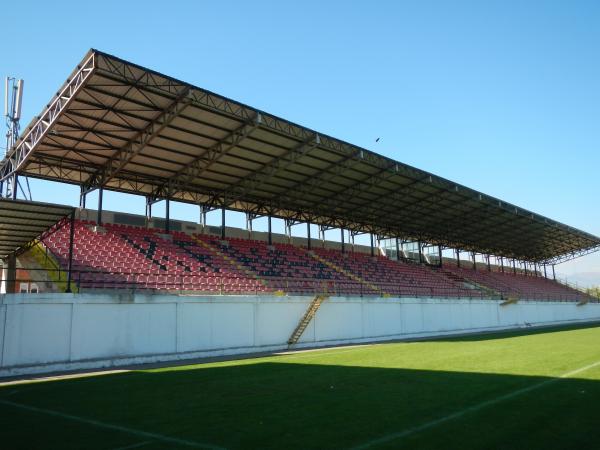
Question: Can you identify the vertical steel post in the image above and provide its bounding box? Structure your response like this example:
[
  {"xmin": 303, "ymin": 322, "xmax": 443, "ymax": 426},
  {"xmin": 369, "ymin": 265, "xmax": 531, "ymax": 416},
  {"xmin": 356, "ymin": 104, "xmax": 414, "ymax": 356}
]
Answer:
[
  {"xmin": 268, "ymin": 215, "xmax": 272, "ymax": 245},
  {"xmin": 65, "ymin": 211, "xmax": 75, "ymax": 293},
  {"xmin": 341, "ymin": 228, "xmax": 345, "ymax": 254},
  {"xmin": 146, "ymin": 197, "xmax": 152, "ymax": 221},
  {"xmin": 543, "ymin": 264, "xmax": 548, "ymax": 278},
  {"xmin": 513, "ymin": 259, "xmax": 517, "ymax": 275},
  {"xmin": 11, "ymin": 173, "xmax": 18, "ymax": 200},
  {"xmin": 487, "ymin": 255, "xmax": 491, "ymax": 272},
  {"xmin": 395, "ymin": 238, "xmax": 400, "ymax": 261},
  {"xmin": 165, "ymin": 198, "xmax": 170, "ymax": 233},
  {"xmin": 6, "ymin": 253, "xmax": 16, "ymax": 293},
  {"xmin": 307, "ymin": 222, "xmax": 311, "ymax": 250},
  {"xmin": 456, "ymin": 249, "xmax": 461, "ymax": 267},
  {"xmin": 221, "ymin": 207, "xmax": 226, "ymax": 239},
  {"xmin": 97, "ymin": 187, "xmax": 103, "ymax": 225},
  {"xmin": 79, "ymin": 186, "xmax": 86, "ymax": 209},
  {"xmin": 552, "ymin": 264, "xmax": 556, "ymax": 280},
  {"xmin": 246, "ymin": 213, "xmax": 252, "ymax": 232},
  {"xmin": 370, "ymin": 233, "xmax": 374, "ymax": 257},
  {"xmin": 418, "ymin": 241, "xmax": 424, "ymax": 264},
  {"xmin": 199, "ymin": 205, "xmax": 206, "ymax": 228},
  {"xmin": 472, "ymin": 252, "xmax": 476, "ymax": 270},
  {"xmin": 500, "ymin": 257, "xmax": 504, "ymax": 273},
  {"xmin": 438, "ymin": 246, "xmax": 443, "ymax": 267}
]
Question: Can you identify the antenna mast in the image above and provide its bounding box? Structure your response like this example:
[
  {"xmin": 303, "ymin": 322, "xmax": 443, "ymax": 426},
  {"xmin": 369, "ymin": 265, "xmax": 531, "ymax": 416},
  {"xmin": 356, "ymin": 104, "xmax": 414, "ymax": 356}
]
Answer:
[
  {"xmin": 3, "ymin": 77, "xmax": 30, "ymax": 199},
  {"xmin": 5, "ymin": 77, "xmax": 23, "ymax": 155}
]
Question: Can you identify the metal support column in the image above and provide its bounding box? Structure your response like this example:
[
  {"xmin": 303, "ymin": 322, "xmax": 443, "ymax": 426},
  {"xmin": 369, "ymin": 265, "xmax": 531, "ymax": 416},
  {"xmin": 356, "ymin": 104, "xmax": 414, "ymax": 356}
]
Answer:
[
  {"xmin": 246, "ymin": 213, "xmax": 252, "ymax": 232},
  {"xmin": 11, "ymin": 173, "xmax": 18, "ymax": 200},
  {"xmin": 79, "ymin": 187, "xmax": 87, "ymax": 209},
  {"xmin": 370, "ymin": 233, "xmax": 374, "ymax": 257},
  {"xmin": 487, "ymin": 255, "xmax": 491, "ymax": 272},
  {"xmin": 199, "ymin": 205, "xmax": 206, "ymax": 228},
  {"xmin": 5, "ymin": 253, "xmax": 16, "ymax": 293},
  {"xmin": 513, "ymin": 259, "xmax": 517, "ymax": 275},
  {"xmin": 307, "ymin": 222, "xmax": 311, "ymax": 250},
  {"xmin": 146, "ymin": 197, "xmax": 152, "ymax": 221},
  {"xmin": 268, "ymin": 215, "xmax": 272, "ymax": 245},
  {"xmin": 395, "ymin": 238, "xmax": 400, "ymax": 261},
  {"xmin": 456, "ymin": 249, "xmax": 461, "ymax": 267},
  {"xmin": 472, "ymin": 252, "xmax": 476, "ymax": 270},
  {"xmin": 97, "ymin": 187, "xmax": 103, "ymax": 225},
  {"xmin": 543, "ymin": 264, "xmax": 548, "ymax": 278},
  {"xmin": 221, "ymin": 207, "xmax": 226, "ymax": 240},
  {"xmin": 341, "ymin": 228, "xmax": 345, "ymax": 254},
  {"xmin": 500, "ymin": 257, "xmax": 504, "ymax": 273},
  {"xmin": 165, "ymin": 198, "xmax": 170, "ymax": 233},
  {"xmin": 65, "ymin": 211, "xmax": 75, "ymax": 293},
  {"xmin": 524, "ymin": 262, "xmax": 528, "ymax": 276},
  {"xmin": 552, "ymin": 264, "xmax": 556, "ymax": 280},
  {"xmin": 438, "ymin": 246, "xmax": 443, "ymax": 267},
  {"xmin": 418, "ymin": 241, "xmax": 423, "ymax": 264}
]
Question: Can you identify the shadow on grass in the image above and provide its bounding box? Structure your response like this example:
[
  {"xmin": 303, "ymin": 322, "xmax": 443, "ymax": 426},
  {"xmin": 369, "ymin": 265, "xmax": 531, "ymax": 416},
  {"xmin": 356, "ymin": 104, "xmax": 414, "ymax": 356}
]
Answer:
[{"xmin": 1, "ymin": 357, "xmax": 600, "ymax": 450}]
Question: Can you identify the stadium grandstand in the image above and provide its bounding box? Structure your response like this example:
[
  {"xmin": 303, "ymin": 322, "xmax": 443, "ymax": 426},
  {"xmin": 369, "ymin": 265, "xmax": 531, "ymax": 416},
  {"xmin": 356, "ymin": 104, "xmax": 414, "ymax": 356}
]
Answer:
[
  {"xmin": 0, "ymin": 49, "xmax": 600, "ymax": 377},
  {"xmin": 1, "ymin": 49, "xmax": 598, "ymax": 299}
]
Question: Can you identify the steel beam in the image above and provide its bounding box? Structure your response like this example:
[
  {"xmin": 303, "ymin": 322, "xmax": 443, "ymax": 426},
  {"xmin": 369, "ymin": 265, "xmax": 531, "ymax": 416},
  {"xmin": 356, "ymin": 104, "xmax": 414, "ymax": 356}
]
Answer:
[
  {"xmin": 223, "ymin": 134, "xmax": 320, "ymax": 208},
  {"xmin": 157, "ymin": 113, "xmax": 262, "ymax": 199},
  {"xmin": 96, "ymin": 88, "xmax": 193, "ymax": 188},
  {"xmin": 0, "ymin": 52, "xmax": 96, "ymax": 184}
]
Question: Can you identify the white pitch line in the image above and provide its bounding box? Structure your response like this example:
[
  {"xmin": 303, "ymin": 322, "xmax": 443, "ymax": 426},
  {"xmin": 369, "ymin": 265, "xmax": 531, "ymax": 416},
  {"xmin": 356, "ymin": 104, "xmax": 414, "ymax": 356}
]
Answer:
[
  {"xmin": 0, "ymin": 400, "xmax": 226, "ymax": 450},
  {"xmin": 112, "ymin": 441, "xmax": 151, "ymax": 450},
  {"xmin": 350, "ymin": 359, "xmax": 600, "ymax": 450}
]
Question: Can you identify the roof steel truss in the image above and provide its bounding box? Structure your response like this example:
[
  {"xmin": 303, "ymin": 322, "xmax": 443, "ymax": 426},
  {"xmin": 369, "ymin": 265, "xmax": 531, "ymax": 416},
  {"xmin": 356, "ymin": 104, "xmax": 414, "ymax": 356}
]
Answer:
[{"xmin": 1, "ymin": 49, "xmax": 598, "ymax": 265}]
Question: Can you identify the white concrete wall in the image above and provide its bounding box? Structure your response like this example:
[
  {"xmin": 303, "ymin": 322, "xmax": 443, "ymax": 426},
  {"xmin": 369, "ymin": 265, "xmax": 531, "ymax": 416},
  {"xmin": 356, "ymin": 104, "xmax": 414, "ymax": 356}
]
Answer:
[{"xmin": 1, "ymin": 293, "xmax": 599, "ymax": 377}]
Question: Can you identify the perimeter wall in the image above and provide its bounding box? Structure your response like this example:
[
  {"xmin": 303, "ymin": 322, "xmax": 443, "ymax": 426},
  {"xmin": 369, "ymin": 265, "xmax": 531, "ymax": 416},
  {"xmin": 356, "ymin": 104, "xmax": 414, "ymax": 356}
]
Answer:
[{"xmin": 1, "ymin": 293, "xmax": 599, "ymax": 377}]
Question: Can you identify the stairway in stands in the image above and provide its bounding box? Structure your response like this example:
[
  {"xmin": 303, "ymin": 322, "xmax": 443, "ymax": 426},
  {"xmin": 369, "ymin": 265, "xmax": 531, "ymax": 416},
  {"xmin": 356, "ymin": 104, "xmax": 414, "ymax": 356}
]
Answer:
[
  {"xmin": 439, "ymin": 268, "xmax": 499, "ymax": 298},
  {"xmin": 308, "ymin": 251, "xmax": 384, "ymax": 296},
  {"xmin": 191, "ymin": 235, "xmax": 271, "ymax": 292}
]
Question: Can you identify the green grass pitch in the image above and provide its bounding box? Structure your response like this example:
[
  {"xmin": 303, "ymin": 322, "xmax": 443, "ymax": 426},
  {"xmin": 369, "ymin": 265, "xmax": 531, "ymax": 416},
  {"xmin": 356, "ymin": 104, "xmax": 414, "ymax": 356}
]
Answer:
[{"xmin": 2, "ymin": 323, "xmax": 600, "ymax": 449}]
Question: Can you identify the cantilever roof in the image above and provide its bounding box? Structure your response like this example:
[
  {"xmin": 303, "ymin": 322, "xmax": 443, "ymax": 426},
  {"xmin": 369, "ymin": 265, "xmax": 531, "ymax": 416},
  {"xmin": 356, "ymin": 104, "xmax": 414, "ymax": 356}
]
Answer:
[
  {"xmin": 0, "ymin": 198, "xmax": 74, "ymax": 259},
  {"xmin": 1, "ymin": 49, "xmax": 598, "ymax": 264}
]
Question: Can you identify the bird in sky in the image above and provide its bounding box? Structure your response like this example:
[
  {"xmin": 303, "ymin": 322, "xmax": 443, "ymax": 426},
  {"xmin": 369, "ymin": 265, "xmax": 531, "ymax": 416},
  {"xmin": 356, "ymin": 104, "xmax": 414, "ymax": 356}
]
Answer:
[{"xmin": 375, "ymin": 137, "xmax": 380, "ymax": 142}]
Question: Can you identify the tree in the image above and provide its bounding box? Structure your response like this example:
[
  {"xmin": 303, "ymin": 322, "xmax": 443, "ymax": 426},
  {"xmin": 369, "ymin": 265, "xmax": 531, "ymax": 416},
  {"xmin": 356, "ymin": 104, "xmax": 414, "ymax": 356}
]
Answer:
[{"xmin": 586, "ymin": 286, "xmax": 600, "ymax": 298}]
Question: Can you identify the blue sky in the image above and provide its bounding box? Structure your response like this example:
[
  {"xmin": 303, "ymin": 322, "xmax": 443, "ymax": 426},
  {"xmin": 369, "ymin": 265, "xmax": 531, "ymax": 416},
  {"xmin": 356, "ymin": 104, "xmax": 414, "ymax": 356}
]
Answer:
[{"xmin": 2, "ymin": 0, "xmax": 599, "ymax": 284}]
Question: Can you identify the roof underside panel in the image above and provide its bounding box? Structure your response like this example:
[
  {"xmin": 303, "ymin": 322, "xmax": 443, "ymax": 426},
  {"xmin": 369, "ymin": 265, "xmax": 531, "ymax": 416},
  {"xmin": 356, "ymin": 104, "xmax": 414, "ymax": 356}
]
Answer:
[
  {"xmin": 1, "ymin": 49, "xmax": 599, "ymax": 264},
  {"xmin": 0, "ymin": 199, "xmax": 74, "ymax": 259}
]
